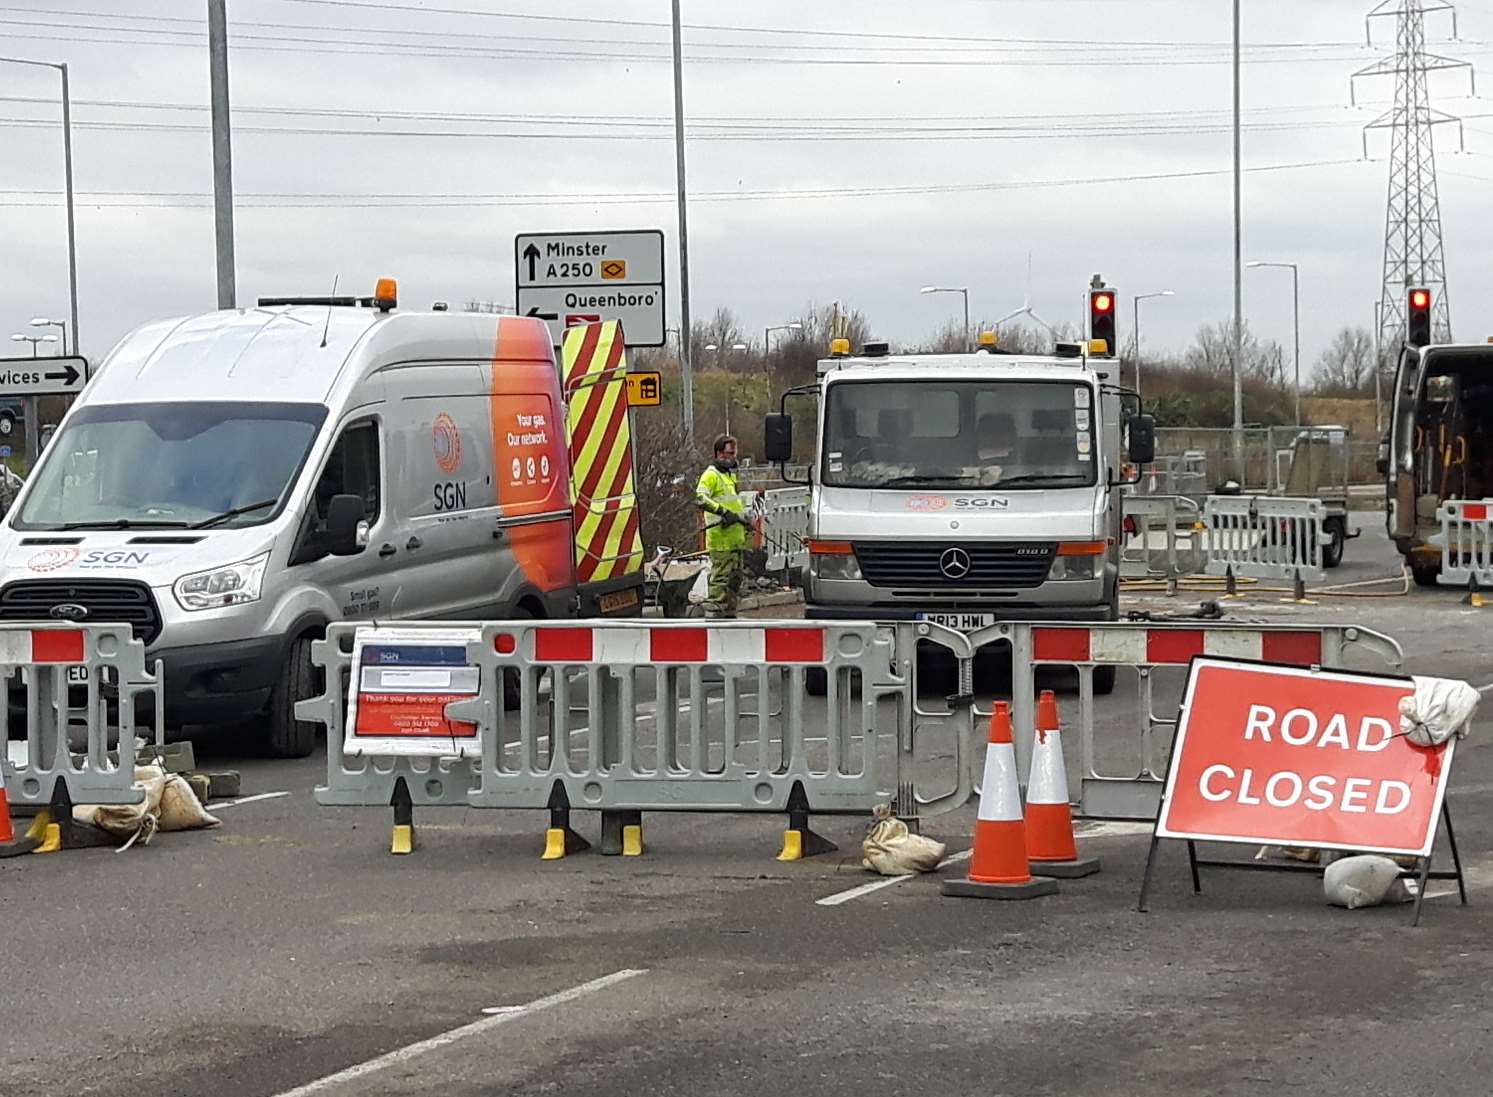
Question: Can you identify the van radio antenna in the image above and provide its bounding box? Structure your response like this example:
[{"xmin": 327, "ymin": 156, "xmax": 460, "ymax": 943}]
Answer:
[{"xmin": 319, "ymin": 275, "xmax": 339, "ymax": 349}]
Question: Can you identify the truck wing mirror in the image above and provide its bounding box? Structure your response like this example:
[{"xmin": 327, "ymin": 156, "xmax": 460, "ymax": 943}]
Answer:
[
  {"xmin": 1126, "ymin": 413, "xmax": 1156, "ymax": 466},
  {"xmin": 764, "ymin": 413, "xmax": 793, "ymax": 464},
  {"xmin": 325, "ymin": 494, "xmax": 367, "ymax": 557}
]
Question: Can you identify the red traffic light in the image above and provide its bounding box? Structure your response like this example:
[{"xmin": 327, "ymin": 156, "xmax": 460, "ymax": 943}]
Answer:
[
  {"xmin": 1410, "ymin": 289, "xmax": 1431, "ymax": 310},
  {"xmin": 1092, "ymin": 292, "xmax": 1114, "ymax": 313}
]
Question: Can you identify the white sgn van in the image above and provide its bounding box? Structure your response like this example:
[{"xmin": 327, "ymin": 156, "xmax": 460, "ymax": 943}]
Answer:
[{"xmin": 0, "ymin": 284, "xmax": 580, "ymax": 755}]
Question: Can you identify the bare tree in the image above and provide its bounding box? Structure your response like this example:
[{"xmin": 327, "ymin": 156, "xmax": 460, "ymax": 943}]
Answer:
[{"xmin": 1312, "ymin": 326, "xmax": 1376, "ymax": 395}]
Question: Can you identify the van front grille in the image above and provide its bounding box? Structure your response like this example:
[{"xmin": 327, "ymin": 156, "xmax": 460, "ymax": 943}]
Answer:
[{"xmin": 0, "ymin": 580, "xmax": 163, "ymax": 645}]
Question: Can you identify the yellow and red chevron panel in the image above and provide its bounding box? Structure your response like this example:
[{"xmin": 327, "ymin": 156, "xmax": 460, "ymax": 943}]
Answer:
[{"xmin": 562, "ymin": 321, "xmax": 643, "ymax": 583}]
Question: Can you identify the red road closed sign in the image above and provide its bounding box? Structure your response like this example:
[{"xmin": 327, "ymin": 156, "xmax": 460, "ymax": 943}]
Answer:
[{"xmin": 1157, "ymin": 659, "xmax": 1454, "ymax": 857}]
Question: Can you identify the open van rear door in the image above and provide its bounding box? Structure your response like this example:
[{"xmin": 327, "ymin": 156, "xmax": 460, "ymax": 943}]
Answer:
[{"xmin": 561, "ymin": 320, "xmax": 645, "ymax": 616}]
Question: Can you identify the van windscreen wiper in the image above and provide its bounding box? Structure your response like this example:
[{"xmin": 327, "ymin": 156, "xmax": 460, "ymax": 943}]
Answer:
[
  {"xmin": 190, "ymin": 498, "xmax": 280, "ymax": 530},
  {"xmin": 992, "ymin": 473, "xmax": 1092, "ymax": 488},
  {"xmin": 873, "ymin": 474, "xmax": 980, "ymax": 488},
  {"xmin": 56, "ymin": 518, "xmax": 191, "ymax": 530}
]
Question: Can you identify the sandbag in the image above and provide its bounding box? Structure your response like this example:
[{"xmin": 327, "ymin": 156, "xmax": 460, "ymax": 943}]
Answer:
[
  {"xmin": 861, "ymin": 813, "xmax": 946, "ymax": 876},
  {"xmin": 1323, "ymin": 854, "xmax": 1413, "ymax": 909},
  {"xmin": 73, "ymin": 765, "xmax": 219, "ymax": 848},
  {"xmin": 1399, "ymin": 676, "xmax": 1479, "ymax": 747}
]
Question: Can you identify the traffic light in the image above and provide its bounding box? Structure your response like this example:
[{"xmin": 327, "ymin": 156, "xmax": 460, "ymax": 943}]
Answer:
[
  {"xmin": 1089, "ymin": 288, "xmax": 1117, "ymax": 358},
  {"xmin": 1407, "ymin": 287, "xmax": 1432, "ymax": 348}
]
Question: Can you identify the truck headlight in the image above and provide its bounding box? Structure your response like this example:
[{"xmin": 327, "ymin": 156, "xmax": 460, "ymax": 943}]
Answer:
[
  {"xmin": 808, "ymin": 540, "xmax": 862, "ymax": 581},
  {"xmin": 1048, "ymin": 542, "xmax": 1104, "ymax": 581},
  {"xmin": 173, "ymin": 553, "xmax": 270, "ymax": 611}
]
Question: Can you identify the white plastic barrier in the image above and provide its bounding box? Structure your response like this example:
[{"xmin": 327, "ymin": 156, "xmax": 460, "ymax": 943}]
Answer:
[
  {"xmin": 1438, "ymin": 500, "xmax": 1493, "ymax": 587},
  {"xmin": 1202, "ymin": 494, "xmax": 1327, "ymax": 583}
]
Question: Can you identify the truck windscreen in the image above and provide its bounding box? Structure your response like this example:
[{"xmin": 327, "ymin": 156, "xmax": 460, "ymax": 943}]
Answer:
[
  {"xmin": 822, "ymin": 379, "xmax": 1097, "ymax": 490},
  {"xmin": 14, "ymin": 401, "xmax": 328, "ymax": 530}
]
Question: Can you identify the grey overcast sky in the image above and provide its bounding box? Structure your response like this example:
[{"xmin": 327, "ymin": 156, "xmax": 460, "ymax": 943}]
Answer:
[{"xmin": 1, "ymin": 0, "xmax": 1491, "ymax": 371}]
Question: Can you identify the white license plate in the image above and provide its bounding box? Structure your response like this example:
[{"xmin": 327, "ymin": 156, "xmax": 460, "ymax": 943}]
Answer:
[
  {"xmin": 917, "ymin": 613, "xmax": 996, "ymax": 631},
  {"xmin": 67, "ymin": 666, "xmax": 89, "ymax": 684}
]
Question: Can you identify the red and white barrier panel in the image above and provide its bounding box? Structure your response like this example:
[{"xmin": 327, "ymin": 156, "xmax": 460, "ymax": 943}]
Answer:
[
  {"xmin": 0, "ymin": 629, "xmax": 85, "ymax": 665},
  {"xmin": 1031, "ymin": 627, "xmax": 1322, "ymax": 667},
  {"xmin": 498, "ymin": 625, "xmax": 829, "ymax": 665}
]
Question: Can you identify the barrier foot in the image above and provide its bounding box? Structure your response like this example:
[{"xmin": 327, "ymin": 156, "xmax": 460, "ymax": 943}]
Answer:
[
  {"xmin": 1463, "ymin": 575, "xmax": 1484, "ymax": 608},
  {"xmin": 541, "ymin": 783, "xmax": 590, "ymax": 860},
  {"xmin": 941, "ymin": 876, "xmax": 1059, "ymax": 901},
  {"xmin": 601, "ymin": 810, "xmax": 644, "ymax": 857},
  {"xmin": 778, "ymin": 785, "xmax": 837, "ymax": 861},
  {"xmin": 32, "ymin": 779, "xmax": 113, "ymax": 853},
  {"xmin": 1222, "ymin": 566, "xmax": 1240, "ymax": 599},
  {"xmin": 390, "ymin": 777, "xmax": 416, "ymax": 856},
  {"xmin": 1281, "ymin": 569, "xmax": 1315, "ymax": 605},
  {"xmin": 1029, "ymin": 856, "xmax": 1102, "ymax": 879}
]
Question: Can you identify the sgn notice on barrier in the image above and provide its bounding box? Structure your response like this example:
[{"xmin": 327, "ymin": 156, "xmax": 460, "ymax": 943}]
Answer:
[{"xmin": 1139, "ymin": 657, "xmax": 1466, "ymax": 924}]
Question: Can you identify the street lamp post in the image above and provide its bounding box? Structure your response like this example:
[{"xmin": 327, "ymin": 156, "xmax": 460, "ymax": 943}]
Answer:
[
  {"xmin": 705, "ymin": 342, "xmax": 749, "ymax": 435},
  {"xmin": 920, "ymin": 286, "xmax": 970, "ymax": 351},
  {"xmin": 11, "ymin": 333, "xmax": 59, "ymax": 358},
  {"xmin": 1247, "ymin": 261, "xmax": 1301, "ymax": 424},
  {"xmin": 30, "ymin": 317, "xmax": 68, "ymax": 356},
  {"xmin": 764, "ymin": 321, "xmax": 803, "ymax": 394},
  {"xmin": 1, "ymin": 57, "xmax": 79, "ymax": 356},
  {"xmin": 1132, "ymin": 291, "xmax": 1176, "ymax": 401}
]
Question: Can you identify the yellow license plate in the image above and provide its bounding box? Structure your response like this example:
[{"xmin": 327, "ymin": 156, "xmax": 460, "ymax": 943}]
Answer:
[{"xmin": 599, "ymin": 587, "xmax": 641, "ymax": 613}]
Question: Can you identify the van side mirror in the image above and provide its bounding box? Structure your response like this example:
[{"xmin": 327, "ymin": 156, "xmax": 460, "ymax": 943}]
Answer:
[
  {"xmin": 764, "ymin": 413, "xmax": 793, "ymax": 464},
  {"xmin": 1126, "ymin": 414, "xmax": 1156, "ymax": 465},
  {"xmin": 325, "ymin": 494, "xmax": 367, "ymax": 556}
]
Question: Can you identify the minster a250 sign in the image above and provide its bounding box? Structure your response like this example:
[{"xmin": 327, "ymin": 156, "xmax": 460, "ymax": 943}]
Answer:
[{"xmin": 515, "ymin": 230, "xmax": 665, "ymax": 348}]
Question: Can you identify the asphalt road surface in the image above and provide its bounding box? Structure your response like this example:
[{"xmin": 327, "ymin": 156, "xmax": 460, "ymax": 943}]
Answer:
[{"xmin": 5, "ymin": 513, "xmax": 1493, "ymax": 1097}]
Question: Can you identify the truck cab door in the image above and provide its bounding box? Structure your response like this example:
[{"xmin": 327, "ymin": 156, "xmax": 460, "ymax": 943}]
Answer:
[{"xmin": 1388, "ymin": 347, "xmax": 1424, "ymax": 543}]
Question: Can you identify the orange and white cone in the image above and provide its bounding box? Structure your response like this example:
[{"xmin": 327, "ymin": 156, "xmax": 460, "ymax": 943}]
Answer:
[
  {"xmin": 0, "ymin": 764, "xmax": 42, "ymax": 858},
  {"xmin": 942, "ymin": 702, "xmax": 1058, "ymax": 900},
  {"xmin": 1024, "ymin": 690, "xmax": 1101, "ymax": 878}
]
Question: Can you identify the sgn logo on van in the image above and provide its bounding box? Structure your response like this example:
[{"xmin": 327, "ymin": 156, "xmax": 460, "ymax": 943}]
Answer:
[
  {"xmin": 28, "ymin": 547, "xmax": 155, "ymax": 572},
  {"xmin": 952, "ymin": 497, "xmax": 1009, "ymax": 510}
]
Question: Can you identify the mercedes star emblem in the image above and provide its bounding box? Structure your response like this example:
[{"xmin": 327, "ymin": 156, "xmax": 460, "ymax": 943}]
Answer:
[{"xmin": 939, "ymin": 546, "xmax": 972, "ymax": 579}]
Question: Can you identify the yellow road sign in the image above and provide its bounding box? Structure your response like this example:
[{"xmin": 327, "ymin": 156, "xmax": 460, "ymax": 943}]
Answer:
[
  {"xmin": 626, "ymin": 370, "xmax": 662, "ymax": 406},
  {"xmin": 601, "ymin": 259, "xmax": 628, "ymax": 280}
]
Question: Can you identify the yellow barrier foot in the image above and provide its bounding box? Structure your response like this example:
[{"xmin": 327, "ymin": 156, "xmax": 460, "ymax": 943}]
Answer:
[
  {"xmin": 622, "ymin": 824, "xmax": 644, "ymax": 857},
  {"xmin": 390, "ymin": 823, "xmax": 416, "ymax": 856},
  {"xmin": 601, "ymin": 810, "xmax": 643, "ymax": 856},
  {"xmin": 31, "ymin": 812, "xmax": 61, "ymax": 855},
  {"xmin": 541, "ymin": 826, "xmax": 591, "ymax": 860},
  {"xmin": 389, "ymin": 776, "xmax": 416, "ymax": 856}
]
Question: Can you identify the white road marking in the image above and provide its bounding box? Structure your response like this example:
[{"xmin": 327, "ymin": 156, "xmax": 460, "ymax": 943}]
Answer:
[
  {"xmin": 816, "ymin": 849, "xmax": 973, "ymax": 907},
  {"xmin": 271, "ymin": 969, "xmax": 646, "ymax": 1097},
  {"xmin": 212, "ymin": 791, "xmax": 291, "ymax": 809},
  {"xmin": 1075, "ymin": 820, "xmax": 1156, "ymax": 838}
]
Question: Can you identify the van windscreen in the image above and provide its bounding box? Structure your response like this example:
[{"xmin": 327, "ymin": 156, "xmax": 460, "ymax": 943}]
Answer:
[{"xmin": 14, "ymin": 402, "xmax": 328, "ymax": 530}]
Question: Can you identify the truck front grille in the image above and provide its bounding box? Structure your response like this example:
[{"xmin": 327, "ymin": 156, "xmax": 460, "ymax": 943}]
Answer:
[
  {"xmin": 853, "ymin": 542, "xmax": 1055, "ymax": 589},
  {"xmin": 0, "ymin": 579, "xmax": 163, "ymax": 645}
]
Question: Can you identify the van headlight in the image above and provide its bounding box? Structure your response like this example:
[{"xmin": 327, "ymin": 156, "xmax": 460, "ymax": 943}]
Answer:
[
  {"xmin": 173, "ymin": 553, "xmax": 269, "ymax": 611},
  {"xmin": 1048, "ymin": 542, "xmax": 1104, "ymax": 581},
  {"xmin": 808, "ymin": 540, "xmax": 862, "ymax": 581}
]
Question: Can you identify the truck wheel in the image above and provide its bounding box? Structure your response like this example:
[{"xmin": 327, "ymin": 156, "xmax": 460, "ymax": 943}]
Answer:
[
  {"xmin": 1412, "ymin": 563, "xmax": 1441, "ymax": 589},
  {"xmin": 805, "ymin": 667, "xmax": 828, "ymax": 697},
  {"xmin": 1093, "ymin": 666, "xmax": 1117, "ymax": 695},
  {"xmin": 268, "ymin": 634, "xmax": 320, "ymax": 758},
  {"xmin": 1322, "ymin": 518, "xmax": 1346, "ymax": 569}
]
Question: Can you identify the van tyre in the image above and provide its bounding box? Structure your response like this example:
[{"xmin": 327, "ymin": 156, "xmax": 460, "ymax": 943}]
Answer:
[
  {"xmin": 1093, "ymin": 666, "xmax": 1117, "ymax": 695},
  {"xmin": 805, "ymin": 666, "xmax": 828, "ymax": 697},
  {"xmin": 268, "ymin": 634, "xmax": 320, "ymax": 758},
  {"xmin": 1322, "ymin": 517, "xmax": 1346, "ymax": 569}
]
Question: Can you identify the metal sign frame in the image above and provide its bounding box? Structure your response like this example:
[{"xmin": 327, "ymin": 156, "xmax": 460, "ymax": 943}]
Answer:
[{"xmin": 514, "ymin": 229, "xmax": 666, "ymax": 348}]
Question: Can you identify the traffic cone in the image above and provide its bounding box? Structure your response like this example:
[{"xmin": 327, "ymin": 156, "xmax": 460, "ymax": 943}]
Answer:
[
  {"xmin": 942, "ymin": 702, "xmax": 1058, "ymax": 900},
  {"xmin": 1025, "ymin": 690, "xmax": 1101, "ymax": 878},
  {"xmin": 0, "ymin": 767, "xmax": 42, "ymax": 858}
]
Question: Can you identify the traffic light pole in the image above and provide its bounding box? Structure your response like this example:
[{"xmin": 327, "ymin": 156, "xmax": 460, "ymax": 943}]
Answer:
[{"xmin": 1231, "ymin": 0, "xmax": 1245, "ymax": 481}]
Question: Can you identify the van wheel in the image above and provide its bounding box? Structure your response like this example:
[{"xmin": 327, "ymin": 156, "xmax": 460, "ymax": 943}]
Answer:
[
  {"xmin": 268, "ymin": 634, "xmax": 320, "ymax": 758},
  {"xmin": 805, "ymin": 667, "xmax": 828, "ymax": 697},
  {"xmin": 1093, "ymin": 666, "xmax": 1117, "ymax": 695}
]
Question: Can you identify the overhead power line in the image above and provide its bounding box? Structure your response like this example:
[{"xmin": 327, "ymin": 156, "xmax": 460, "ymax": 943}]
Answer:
[{"xmin": 0, "ymin": 158, "xmax": 1367, "ymax": 209}]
